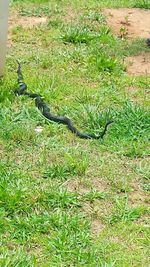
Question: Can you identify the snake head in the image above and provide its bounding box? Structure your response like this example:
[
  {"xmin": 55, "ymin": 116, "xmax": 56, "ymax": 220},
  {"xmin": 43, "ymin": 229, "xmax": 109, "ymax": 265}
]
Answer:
[{"xmin": 146, "ymin": 38, "xmax": 150, "ymax": 46}]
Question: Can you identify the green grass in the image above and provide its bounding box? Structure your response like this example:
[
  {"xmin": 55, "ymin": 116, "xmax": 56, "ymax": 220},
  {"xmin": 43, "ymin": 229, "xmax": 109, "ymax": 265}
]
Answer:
[
  {"xmin": 133, "ymin": 0, "xmax": 150, "ymax": 9},
  {"xmin": 0, "ymin": 0, "xmax": 150, "ymax": 266}
]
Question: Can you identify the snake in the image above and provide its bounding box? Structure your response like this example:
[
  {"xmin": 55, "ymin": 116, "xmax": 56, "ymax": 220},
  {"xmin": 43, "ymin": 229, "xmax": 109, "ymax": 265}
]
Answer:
[
  {"xmin": 15, "ymin": 61, "xmax": 113, "ymax": 140},
  {"xmin": 146, "ymin": 38, "xmax": 150, "ymax": 46}
]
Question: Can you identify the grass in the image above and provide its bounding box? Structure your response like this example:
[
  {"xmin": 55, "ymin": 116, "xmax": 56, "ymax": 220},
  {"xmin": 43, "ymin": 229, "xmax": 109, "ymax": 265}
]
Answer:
[
  {"xmin": 0, "ymin": 0, "xmax": 150, "ymax": 266},
  {"xmin": 133, "ymin": 0, "xmax": 150, "ymax": 9}
]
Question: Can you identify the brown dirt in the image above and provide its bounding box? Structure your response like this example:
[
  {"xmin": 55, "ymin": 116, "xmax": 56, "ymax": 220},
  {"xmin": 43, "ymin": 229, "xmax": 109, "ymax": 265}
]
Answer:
[
  {"xmin": 8, "ymin": 15, "xmax": 47, "ymax": 47},
  {"xmin": 136, "ymin": 215, "xmax": 150, "ymax": 226},
  {"xmin": 90, "ymin": 177, "xmax": 108, "ymax": 191},
  {"xmin": 103, "ymin": 8, "xmax": 150, "ymax": 76},
  {"xmin": 63, "ymin": 6, "xmax": 78, "ymax": 23},
  {"xmin": 9, "ymin": 15, "xmax": 47, "ymax": 29},
  {"xmin": 91, "ymin": 219, "xmax": 105, "ymax": 235},
  {"xmin": 124, "ymin": 53, "xmax": 150, "ymax": 75},
  {"xmin": 103, "ymin": 8, "xmax": 150, "ymax": 38},
  {"xmin": 128, "ymin": 190, "xmax": 149, "ymax": 207},
  {"xmin": 82, "ymin": 198, "xmax": 113, "ymax": 219},
  {"xmin": 65, "ymin": 176, "xmax": 108, "ymax": 194},
  {"xmin": 65, "ymin": 179, "xmax": 90, "ymax": 194}
]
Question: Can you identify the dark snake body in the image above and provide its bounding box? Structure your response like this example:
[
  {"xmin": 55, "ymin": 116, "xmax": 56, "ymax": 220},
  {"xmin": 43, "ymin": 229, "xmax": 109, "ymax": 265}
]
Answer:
[{"xmin": 15, "ymin": 62, "xmax": 113, "ymax": 139}]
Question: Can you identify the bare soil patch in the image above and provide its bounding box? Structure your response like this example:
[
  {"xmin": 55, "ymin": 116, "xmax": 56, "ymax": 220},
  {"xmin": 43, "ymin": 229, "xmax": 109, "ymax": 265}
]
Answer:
[
  {"xmin": 136, "ymin": 215, "xmax": 150, "ymax": 226},
  {"xmin": 128, "ymin": 190, "xmax": 149, "ymax": 207},
  {"xmin": 63, "ymin": 6, "xmax": 78, "ymax": 23},
  {"xmin": 66, "ymin": 176, "xmax": 108, "ymax": 194},
  {"xmin": 124, "ymin": 53, "xmax": 150, "ymax": 75},
  {"xmin": 65, "ymin": 179, "xmax": 90, "ymax": 194},
  {"xmin": 91, "ymin": 219, "xmax": 105, "ymax": 235},
  {"xmin": 8, "ymin": 15, "xmax": 47, "ymax": 46},
  {"xmin": 9, "ymin": 15, "xmax": 47, "ymax": 29},
  {"xmin": 103, "ymin": 8, "xmax": 150, "ymax": 38}
]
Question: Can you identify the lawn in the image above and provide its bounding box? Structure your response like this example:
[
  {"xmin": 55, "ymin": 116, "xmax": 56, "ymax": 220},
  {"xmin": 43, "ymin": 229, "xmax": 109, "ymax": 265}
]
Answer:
[{"xmin": 0, "ymin": 0, "xmax": 150, "ymax": 266}]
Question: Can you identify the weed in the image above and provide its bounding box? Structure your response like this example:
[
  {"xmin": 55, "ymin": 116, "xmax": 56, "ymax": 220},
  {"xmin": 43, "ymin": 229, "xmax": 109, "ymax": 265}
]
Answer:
[
  {"xmin": 119, "ymin": 26, "xmax": 128, "ymax": 39},
  {"xmin": 89, "ymin": 53, "xmax": 124, "ymax": 73},
  {"xmin": 83, "ymin": 11, "xmax": 106, "ymax": 24},
  {"xmin": 107, "ymin": 196, "xmax": 148, "ymax": 224},
  {"xmin": 44, "ymin": 153, "xmax": 88, "ymax": 180},
  {"xmin": 110, "ymin": 102, "xmax": 150, "ymax": 141},
  {"xmin": 47, "ymin": 19, "xmax": 63, "ymax": 29},
  {"xmin": 135, "ymin": 159, "xmax": 150, "ymax": 179},
  {"xmin": 61, "ymin": 26, "xmax": 98, "ymax": 44},
  {"xmin": 18, "ymin": 5, "xmax": 61, "ymax": 17},
  {"xmin": 83, "ymin": 190, "xmax": 107, "ymax": 202},
  {"xmin": 0, "ymin": 249, "xmax": 36, "ymax": 267},
  {"xmin": 122, "ymin": 38, "xmax": 150, "ymax": 56},
  {"xmin": 43, "ymin": 163, "xmax": 76, "ymax": 180},
  {"xmin": 39, "ymin": 188, "xmax": 81, "ymax": 209}
]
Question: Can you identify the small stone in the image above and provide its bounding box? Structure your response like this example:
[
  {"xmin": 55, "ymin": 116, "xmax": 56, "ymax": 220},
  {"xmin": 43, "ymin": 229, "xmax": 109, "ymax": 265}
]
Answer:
[{"xmin": 35, "ymin": 126, "xmax": 43, "ymax": 134}]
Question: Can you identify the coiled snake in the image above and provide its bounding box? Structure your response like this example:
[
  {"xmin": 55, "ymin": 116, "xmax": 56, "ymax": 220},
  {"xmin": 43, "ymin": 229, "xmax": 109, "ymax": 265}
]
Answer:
[{"xmin": 15, "ymin": 62, "xmax": 113, "ymax": 139}]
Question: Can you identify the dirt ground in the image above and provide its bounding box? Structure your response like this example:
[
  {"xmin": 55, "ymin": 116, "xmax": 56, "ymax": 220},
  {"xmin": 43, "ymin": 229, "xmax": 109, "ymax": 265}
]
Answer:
[
  {"xmin": 7, "ymin": 15, "xmax": 47, "ymax": 47},
  {"xmin": 103, "ymin": 8, "xmax": 150, "ymax": 76},
  {"xmin": 124, "ymin": 53, "xmax": 150, "ymax": 76},
  {"xmin": 103, "ymin": 8, "xmax": 150, "ymax": 39},
  {"xmin": 8, "ymin": 15, "xmax": 47, "ymax": 29}
]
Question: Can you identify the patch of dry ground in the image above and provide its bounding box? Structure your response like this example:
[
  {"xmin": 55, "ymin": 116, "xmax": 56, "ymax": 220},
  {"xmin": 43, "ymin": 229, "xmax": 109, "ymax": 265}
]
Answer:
[
  {"xmin": 65, "ymin": 179, "xmax": 90, "ymax": 194},
  {"xmin": 8, "ymin": 15, "xmax": 47, "ymax": 47},
  {"xmin": 103, "ymin": 8, "xmax": 150, "ymax": 76},
  {"xmin": 65, "ymin": 177, "xmax": 112, "ymax": 235},
  {"xmin": 7, "ymin": 6, "xmax": 78, "ymax": 46},
  {"xmin": 124, "ymin": 53, "xmax": 150, "ymax": 75},
  {"xmin": 91, "ymin": 219, "xmax": 105, "ymax": 235},
  {"xmin": 9, "ymin": 15, "xmax": 47, "ymax": 29},
  {"xmin": 103, "ymin": 8, "xmax": 150, "ymax": 38},
  {"xmin": 128, "ymin": 189, "xmax": 150, "ymax": 207},
  {"xmin": 66, "ymin": 176, "xmax": 108, "ymax": 193},
  {"xmin": 63, "ymin": 6, "xmax": 79, "ymax": 23}
]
